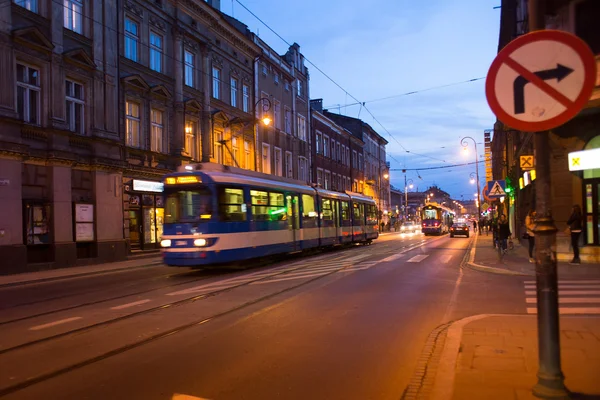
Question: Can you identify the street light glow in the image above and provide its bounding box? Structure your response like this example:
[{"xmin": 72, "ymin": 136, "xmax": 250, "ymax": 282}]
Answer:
[
  {"xmin": 383, "ymin": 173, "xmax": 389, "ymax": 179},
  {"xmin": 409, "ymin": 183, "xmax": 414, "ymax": 189},
  {"xmin": 262, "ymin": 116, "xmax": 272, "ymax": 126},
  {"xmin": 470, "ymin": 178, "xmax": 475, "ymax": 184}
]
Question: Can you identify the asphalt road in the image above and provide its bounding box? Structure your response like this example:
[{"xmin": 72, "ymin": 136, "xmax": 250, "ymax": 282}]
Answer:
[{"xmin": 0, "ymin": 232, "xmax": 541, "ymax": 400}]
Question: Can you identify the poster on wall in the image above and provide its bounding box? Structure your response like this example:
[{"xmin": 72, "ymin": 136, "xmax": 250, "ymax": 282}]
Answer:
[{"xmin": 74, "ymin": 203, "xmax": 95, "ymax": 242}]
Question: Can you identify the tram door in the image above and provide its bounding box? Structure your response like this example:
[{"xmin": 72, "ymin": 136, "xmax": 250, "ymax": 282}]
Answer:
[{"xmin": 287, "ymin": 195, "xmax": 300, "ymax": 251}]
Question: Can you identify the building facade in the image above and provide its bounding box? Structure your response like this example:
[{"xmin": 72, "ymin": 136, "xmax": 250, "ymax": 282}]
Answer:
[{"xmin": 492, "ymin": 0, "xmax": 600, "ymax": 261}]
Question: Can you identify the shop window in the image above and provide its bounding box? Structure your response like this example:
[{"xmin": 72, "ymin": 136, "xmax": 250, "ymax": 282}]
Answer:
[
  {"xmin": 24, "ymin": 203, "xmax": 51, "ymax": 245},
  {"xmin": 218, "ymin": 187, "xmax": 246, "ymax": 221},
  {"xmin": 302, "ymin": 194, "xmax": 317, "ymax": 228}
]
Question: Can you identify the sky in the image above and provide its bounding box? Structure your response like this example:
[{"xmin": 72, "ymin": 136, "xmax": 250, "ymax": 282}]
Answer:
[{"xmin": 220, "ymin": 0, "xmax": 501, "ymax": 200}]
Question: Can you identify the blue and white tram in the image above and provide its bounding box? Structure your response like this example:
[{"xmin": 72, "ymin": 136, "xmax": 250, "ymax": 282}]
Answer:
[{"xmin": 160, "ymin": 163, "xmax": 379, "ymax": 267}]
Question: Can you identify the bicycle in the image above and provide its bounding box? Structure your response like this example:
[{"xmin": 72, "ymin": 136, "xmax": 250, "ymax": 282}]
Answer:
[{"xmin": 496, "ymin": 236, "xmax": 514, "ymax": 260}]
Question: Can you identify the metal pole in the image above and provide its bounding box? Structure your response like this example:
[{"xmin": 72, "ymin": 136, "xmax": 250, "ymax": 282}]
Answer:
[
  {"xmin": 405, "ymin": 174, "xmax": 408, "ymax": 221},
  {"xmin": 461, "ymin": 137, "xmax": 482, "ymax": 221},
  {"xmin": 528, "ymin": 0, "xmax": 567, "ymax": 397}
]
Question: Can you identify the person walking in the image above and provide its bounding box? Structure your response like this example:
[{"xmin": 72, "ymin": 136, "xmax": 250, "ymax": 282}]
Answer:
[
  {"xmin": 496, "ymin": 214, "xmax": 511, "ymax": 253},
  {"xmin": 525, "ymin": 209, "xmax": 536, "ymax": 263},
  {"xmin": 473, "ymin": 220, "xmax": 477, "ymax": 232},
  {"xmin": 567, "ymin": 205, "xmax": 583, "ymax": 264}
]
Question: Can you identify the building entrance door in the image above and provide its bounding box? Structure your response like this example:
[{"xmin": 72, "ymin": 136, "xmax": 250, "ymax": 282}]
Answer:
[{"xmin": 129, "ymin": 209, "xmax": 142, "ymax": 250}]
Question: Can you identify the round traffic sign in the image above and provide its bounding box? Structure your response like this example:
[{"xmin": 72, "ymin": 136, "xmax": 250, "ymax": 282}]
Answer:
[{"xmin": 486, "ymin": 30, "xmax": 596, "ymax": 132}]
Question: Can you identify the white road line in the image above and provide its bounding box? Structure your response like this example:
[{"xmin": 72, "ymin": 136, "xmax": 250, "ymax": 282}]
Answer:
[
  {"xmin": 526, "ymin": 297, "xmax": 600, "ymax": 304},
  {"xmin": 441, "ymin": 255, "xmax": 453, "ymax": 264},
  {"xmin": 110, "ymin": 299, "xmax": 151, "ymax": 310},
  {"xmin": 380, "ymin": 253, "xmax": 405, "ymax": 263},
  {"xmin": 524, "ymin": 285, "xmax": 600, "ymax": 289},
  {"xmin": 344, "ymin": 254, "xmax": 371, "ymax": 262},
  {"xmin": 527, "ymin": 307, "xmax": 600, "ymax": 314},
  {"xmin": 525, "ymin": 290, "xmax": 600, "ymax": 296},
  {"xmin": 524, "ymin": 280, "xmax": 600, "ymax": 284},
  {"xmin": 251, "ymin": 273, "xmax": 327, "ymax": 285},
  {"xmin": 30, "ymin": 317, "xmax": 82, "ymax": 331},
  {"xmin": 407, "ymin": 255, "xmax": 429, "ymax": 263}
]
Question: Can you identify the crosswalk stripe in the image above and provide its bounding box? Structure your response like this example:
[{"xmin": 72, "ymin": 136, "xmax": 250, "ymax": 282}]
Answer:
[
  {"xmin": 380, "ymin": 253, "xmax": 405, "ymax": 263},
  {"xmin": 407, "ymin": 255, "xmax": 429, "ymax": 263},
  {"xmin": 524, "ymin": 285, "xmax": 600, "ymax": 289},
  {"xmin": 525, "ymin": 290, "xmax": 600, "ymax": 296},
  {"xmin": 526, "ymin": 297, "xmax": 600, "ymax": 304},
  {"xmin": 527, "ymin": 307, "xmax": 600, "ymax": 314},
  {"xmin": 524, "ymin": 280, "xmax": 600, "ymax": 284},
  {"xmin": 251, "ymin": 272, "xmax": 330, "ymax": 285},
  {"xmin": 345, "ymin": 254, "xmax": 371, "ymax": 262},
  {"xmin": 440, "ymin": 255, "xmax": 453, "ymax": 264}
]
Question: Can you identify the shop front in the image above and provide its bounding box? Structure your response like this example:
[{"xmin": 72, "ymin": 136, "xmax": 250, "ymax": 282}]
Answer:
[{"xmin": 124, "ymin": 179, "xmax": 164, "ymax": 250}]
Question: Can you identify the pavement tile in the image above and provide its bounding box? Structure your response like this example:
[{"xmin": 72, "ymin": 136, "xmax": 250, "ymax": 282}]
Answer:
[
  {"xmin": 515, "ymin": 388, "xmax": 538, "ymax": 400},
  {"xmin": 482, "ymin": 371, "xmax": 537, "ymax": 388},
  {"xmin": 563, "ymin": 330, "xmax": 582, "ymax": 340},
  {"xmin": 578, "ymin": 331, "xmax": 599, "ymax": 341},
  {"xmin": 472, "ymin": 355, "xmax": 527, "ymax": 371},
  {"xmin": 474, "ymin": 345, "xmax": 524, "ymax": 357},
  {"xmin": 463, "ymin": 335, "xmax": 505, "ymax": 348},
  {"xmin": 453, "ymin": 385, "xmax": 516, "ymax": 400}
]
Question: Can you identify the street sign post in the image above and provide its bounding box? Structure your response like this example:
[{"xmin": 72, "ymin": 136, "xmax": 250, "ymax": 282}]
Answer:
[
  {"xmin": 485, "ymin": 11, "xmax": 597, "ymax": 397},
  {"xmin": 520, "ymin": 155, "xmax": 535, "ymax": 169},
  {"xmin": 485, "ymin": 30, "xmax": 596, "ymax": 133},
  {"xmin": 486, "ymin": 180, "xmax": 506, "ymax": 199}
]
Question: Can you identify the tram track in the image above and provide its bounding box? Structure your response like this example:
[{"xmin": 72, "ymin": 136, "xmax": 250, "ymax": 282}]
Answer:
[{"xmin": 0, "ymin": 236, "xmax": 435, "ymax": 397}]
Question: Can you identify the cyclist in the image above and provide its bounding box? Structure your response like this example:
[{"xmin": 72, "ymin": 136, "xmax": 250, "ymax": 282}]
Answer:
[{"xmin": 496, "ymin": 214, "xmax": 511, "ymax": 254}]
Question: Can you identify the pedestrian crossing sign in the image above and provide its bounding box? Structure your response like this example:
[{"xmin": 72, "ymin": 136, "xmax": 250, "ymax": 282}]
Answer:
[{"xmin": 487, "ymin": 180, "xmax": 506, "ymax": 198}]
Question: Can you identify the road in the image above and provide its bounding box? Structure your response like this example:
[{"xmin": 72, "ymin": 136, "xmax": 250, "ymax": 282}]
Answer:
[{"xmin": 0, "ymin": 232, "xmax": 550, "ymax": 399}]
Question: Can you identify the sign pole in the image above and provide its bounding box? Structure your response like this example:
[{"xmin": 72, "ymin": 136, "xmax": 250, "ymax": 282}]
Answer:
[{"xmin": 528, "ymin": 0, "xmax": 568, "ymax": 397}]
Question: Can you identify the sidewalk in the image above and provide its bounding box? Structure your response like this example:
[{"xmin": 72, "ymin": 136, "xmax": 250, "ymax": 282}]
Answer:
[
  {"xmin": 466, "ymin": 232, "xmax": 600, "ymax": 277},
  {"xmin": 0, "ymin": 255, "xmax": 163, "ymax": 287},
  {"xmin": 431, "ymin": 314, "xmax": 600, "ymax": 400}
]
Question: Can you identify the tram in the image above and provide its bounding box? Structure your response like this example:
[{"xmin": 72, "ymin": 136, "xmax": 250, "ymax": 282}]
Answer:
[
  {"xmin": 160, "ymin": 163, "xmax": 379, "ymax": 267},
  {"xmin": 420, "ymin": 202, "xmax": 455, "ymax": 235}
]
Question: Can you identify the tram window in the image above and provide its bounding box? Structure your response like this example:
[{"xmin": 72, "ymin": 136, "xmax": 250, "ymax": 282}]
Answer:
[
  {"xmin": 218, "ymin": 187, "xmax": 246, "ymax": 221},
  {"xmin": 423, "ymin": 208, "xmax": 437, "ymax": 220},
  {"xmin": 341, "ymin": 201, "xmax": 351, "ymax": 226},
  {"xmin": 366, "ymin": 205, "xmax": 378, "ymax": 225},
  {"xmin": 302, "ymin": 194, "xmax": 317, "ymax": 228},
  {"xmin": 268, "ymin": 192, "xmax": 286, "ymax": 221},
  {"xmin": 165, "ymin": 188, "xmax": 212, "ymax": 223},
  {"xmin": 251, "ymin": 190, "xmax": 269, "ymax": 221},
  {"xmin": 321, "ymin": 198, "xmax": 334, "ymax": 227},
  {"xmin": 353, "ymin": 202, "xmax": 364, "ymax": 224}
]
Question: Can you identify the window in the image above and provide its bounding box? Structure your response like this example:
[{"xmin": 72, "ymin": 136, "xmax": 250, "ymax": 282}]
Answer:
[
  {"xmin": 274, "ymin": 100, "xmax": 281, "ymax": 130},
  {"xmin": 274, "ymin": 73, "xmax": 279, "ymax": 84},
  {"xmin": 341, "ymin": 145, "xmax": 346, "ymax": 165},
  {"xmin": 214, "ymin": 130, "xmax": 223, "ymax": 164},
  {"xmin": 274, "ymin": 147, "xmax": 282, "ymax": 176},
  {"xmin": 126, "ymin": 101, "xmax": 140, "ymax": 147},
  {"xmin": 125, "ymin": 18, "xmax": 138, "ymax": 62},
  {"xmin": 323, "ymin": 135, "xmax": 329, "ymax": 158},
  {"xmin": 353, "ymin": 203, "xmax": 364, "ymax": 224},
  {"xmin": 316, "ymin": 132, "xmax": 322, "ymax": 155},
  {"xmin": 284, "ymin": 80, "xmax": 290, "ymax": 91},
  {"xmin": 284, "ymin": 107, "xmax": 292, "ymax": 134},
  {"xmin": 242, "ymin": 84, "xmax": 249, "ymax": 112},
  {"xmin": 150, "ymin": 32, "xmax": 163, "ymax": 73},
  {"xmin": 261, "ymin": 63, "xmax": 268, "ymax": 76},
  {"xmin": 230, "ymin": 77, "xmax": 238, "ymax": 107},
  {"xmin": 358, "ymin": 154, "xmax": 363, "ymax": 171},
  {"xmin": 184, "ymin": 51, "xmax": 194, "ymax": 87},
  {"xmin": 151, "ymin": 109, "xmax": 164, "ymax": 153},
  {"xmin": 346, "ymin": 148, "xmax": 350, "ymax": 166},
  {"xmin": 212, "ymin": 67, "xmax": 220, "ymax": 99},
  {"xmin": 244, "ymin": 140, "xmax": 251, "ymax": 169},
  {"xmin": 324, "ymin": 170, "xmax": 331, "ymax": 190},
  {"xmin": 332, "ymin": 173, "xmax": 336, "ymax": 190},
  {"xmin": 65, "ymin": 80, "xmax": 84, "ymax": 134},
  {"xmin": 14, "ymin": 0, "xmax": 37, "ymax": 13},
  {"xmin": 366, "ymin": 205, "xmax": 378, "ymax": 225},
  {"xmin": 24, "ymin": 203, "xmax": 50, "ymax": 244},
  {"xmin": 352, "ymin": 150, "xmax": 357, "ymax": 168},
  {"xmin": 331, "ymin": 141, "xmax": 335, "ymax": 161},
  {"xmin": 302, "ymin": 194, "xmax": 317, "ymax": 228},
  {"xmin": 296, "ymin": 79, "xmax": 303, "ymax": 97},
  {"xmin": 261, "ymin": 143, "xmax": 271, "ymax": 174},
  {"xmin": 298, "ymin": 157, "xmax": 308, "ymax": 182},
  {"xmin": 218, "ymin": 187, "xmax": 246, "ymax": 221},
  {"xmin": 232, "ymin": 137, "xmax": 239, "ymax": 166},
  {"xmin": 336, "ymin": 142, "xmax": 341, "ymax": 162},
  {"xmin": 64, "ymin": 0, "xmax": 83, "ymax": 34},
  {"xmin": 317, "ymin": 168, "xmax": 323, "ymax": 187},
  {"xmin": 251, "ymin": 190, "xmax": 268, "ymax": 221},
  {"xmin": 285, "ymin": 151, "xmax": 293, "ymax": 178},
  {"xmin": 297, "ymin": 115, "xmax": 306, "ymax": 141},
  {"xmin": 165, "ymin": 189, "xmax": 212, "ymax": 223},
  {"xmin": 321, "ymin": 198, "xmax": 334, "ymax": 226},
  {"xmin": 16, "ymin": 64, "xmax": 40, "ymax": 125},
  {"xmin": 341, "ymin": 201, "xmax": 350, "ymax": 224},
  {"xmin": 185, "ymin": 121, "xmax": 197, "ymax": 159}
]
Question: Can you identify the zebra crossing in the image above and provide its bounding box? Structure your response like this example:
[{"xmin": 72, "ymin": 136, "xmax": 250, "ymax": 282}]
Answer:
[{"xmin": 524, "ymin": 279, "xmax": 600, "ymax": 315}]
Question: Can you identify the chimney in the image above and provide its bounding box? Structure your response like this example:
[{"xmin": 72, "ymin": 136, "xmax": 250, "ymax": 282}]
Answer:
[
  {"xmin": 207, "ymin": 0, "xmax": 221, "ymax": 10},
  {"xmin": 310, "ymin": 98, "xmax": 323, "ymax": 113}
]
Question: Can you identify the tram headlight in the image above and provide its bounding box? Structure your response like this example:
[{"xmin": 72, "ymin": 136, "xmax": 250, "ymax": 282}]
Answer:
[
  {"xmin": 194, "ymin": 238, "xmax": 207, "ymax": 247},
  {"xmin": 160, "ymin": 239, "xmax": 172, "ymax": 247}
]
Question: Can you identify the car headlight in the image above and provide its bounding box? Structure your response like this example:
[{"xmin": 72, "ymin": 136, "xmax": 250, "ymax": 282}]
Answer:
[
  {"xmin": 194, "ymin": 238, "xmax": 207, "ymax": 247},
  {"xmin": 401, "ymin": 226, "xmax": 405, "ymax": 230},
  {"xmin": 160, "ymin": 239, "xmax": 171, "ymax": 247}
]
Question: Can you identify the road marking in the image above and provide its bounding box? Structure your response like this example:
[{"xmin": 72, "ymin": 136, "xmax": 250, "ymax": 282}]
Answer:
[
  {"xmin": 524, "ymin": 280, "xmax": 600, "ymax": 284},
  {"xmin": 251, "ymin": 274, "xmax": 325, "ymax": 285},
  {"xmin": 441, "ymin": 255, "xmax": 453, "ymax": 264},
  {"xmin": 524, "ymin": 284, "xmax": 600, "ymax": 289},
  {"xmin": 407, "ymin": 255, "xmax": 429, "ymax": 263},
  {"xmin": 110, "ymin": 299, "xmax": 151, "ymax": 310},
  {"xmin": 525, "ymin": 290, "xmax": 600, "ymax": 296},
  {"xmin": 526, "ymin": 297, "xmax": 600, "ymax": 304},
  {"xmin": 345, "ymin": 254, "xmax": 371, "ymax": 262},
  {"xmin": 527, "ymin": 307, "xmax": 600, "ymax": 315},
  {"xmin": 30, "ymin": 317, "xmax": 82, "ymax": 331},
  {"xmin": 380, "ymin": 253, "xmax": 405, "ymax": 263}
]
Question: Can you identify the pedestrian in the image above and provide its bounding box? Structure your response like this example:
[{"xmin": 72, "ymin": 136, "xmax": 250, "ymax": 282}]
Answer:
[
  {"xmin": 524, "ymin": 209, "xmax": 536, "ymax": 263},
  {"xmin": 496, "ymin": 214, "xmax": 511, "ymax": 253},
  {"xmin": 567, "ymin": 204, "xmax": 583, "ymax": 264},
  {"xmin": 473, "ymin": 220, "xmax": 477, "ymax": 232}
]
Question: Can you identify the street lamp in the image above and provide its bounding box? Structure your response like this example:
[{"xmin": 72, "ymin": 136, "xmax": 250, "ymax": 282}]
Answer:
[
  {"xmin": 404, "ymin": 176, "xmax": 414, "ymax": 221},
  {"xmin": 461, "ymin": 136, "xmax": 481, "ymax": 220},
  {"xmin": 469, "ymin": 172, "xmax": 476, "ymax": 184}
]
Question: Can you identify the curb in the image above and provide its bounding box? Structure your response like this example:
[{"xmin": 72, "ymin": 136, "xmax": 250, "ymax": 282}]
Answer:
[
  {"xmin": 0, "ymin": 259, "xmax": 164, "ymax": 288},
  {"xmin": 463, "ymin": 234, "xmax": 534, "ymax": 277}
]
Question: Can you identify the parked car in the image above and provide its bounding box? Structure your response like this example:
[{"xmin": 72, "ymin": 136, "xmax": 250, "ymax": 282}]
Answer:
[{"xmin": 450, "ymin": 223, "xmax": 470, "ymax": 238}]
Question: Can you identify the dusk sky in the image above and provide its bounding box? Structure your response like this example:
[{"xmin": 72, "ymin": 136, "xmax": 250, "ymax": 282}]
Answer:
[{"xmin": 222, "ymin": 0, "xmax": 501, "ymax": 200}]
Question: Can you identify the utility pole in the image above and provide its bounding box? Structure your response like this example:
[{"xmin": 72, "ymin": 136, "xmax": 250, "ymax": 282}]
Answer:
[{"xmin": 529, "ymin": 0, "xmax": 568, "ymax": 397}]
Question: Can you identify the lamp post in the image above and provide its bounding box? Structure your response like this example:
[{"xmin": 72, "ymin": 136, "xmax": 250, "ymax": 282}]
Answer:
[
  {"xmin": 253, "ymin": 97, "xmax": 272, "ymax": 171},
  {"xmin": 405, "ymin": 176, "xmax": 414, "ymax": 221},
  {"xmin": 461, "ymin": 136, "xmax": 481, "ymax": 221},
  {"xmin": 469, "ymin": 172, "xmax": 476, "ymax": 184}
]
